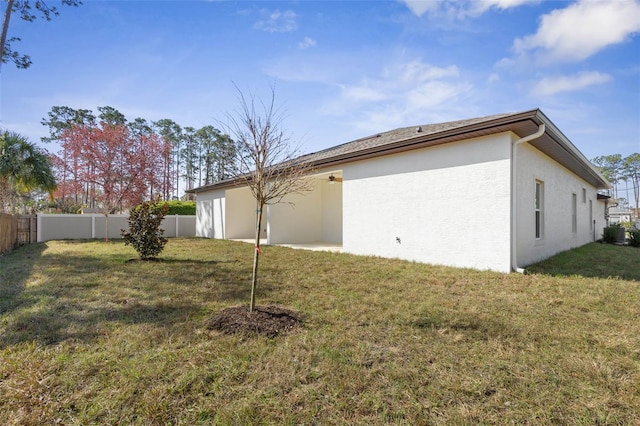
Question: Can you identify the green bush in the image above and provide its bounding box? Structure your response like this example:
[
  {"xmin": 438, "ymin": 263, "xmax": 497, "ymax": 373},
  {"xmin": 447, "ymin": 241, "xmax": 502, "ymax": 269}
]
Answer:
[
  {"xmin": 602, "ymin": 223, "xmax": 622, "ymax": 244},
  {"xmin": 121, "ymin": 198, "xmax": 170, "ymax": 260},
  {"xmin": 629, "ymin": 229, "xmax": 640, "ymax": 248},
  {"xmin": 165, "ymin": 200, "xmax": 196, "ymax": 215}
]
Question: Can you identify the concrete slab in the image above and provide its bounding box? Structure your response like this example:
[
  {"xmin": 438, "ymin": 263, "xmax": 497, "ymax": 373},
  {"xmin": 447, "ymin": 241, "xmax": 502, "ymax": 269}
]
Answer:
[{"xmin": 231, "ymin": 239, "xmax": 342, "ymax": 253}]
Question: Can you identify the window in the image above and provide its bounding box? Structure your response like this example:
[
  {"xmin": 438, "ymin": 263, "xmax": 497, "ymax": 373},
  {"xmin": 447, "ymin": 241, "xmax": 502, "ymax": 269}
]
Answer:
[
  {"xmin": 572, "ymin": 193, "xmax": 577, "ymax": 234},
  {"xmin": 535, "ymin": 181, "xmax": 543, "ymax": 240},
  {"xmin": 589, "ymin": 199, "xmax": 593, "ymax": 230},
  {"xmin": 582, "ymin": 188, "xmax": 586, "ymax": 204}
]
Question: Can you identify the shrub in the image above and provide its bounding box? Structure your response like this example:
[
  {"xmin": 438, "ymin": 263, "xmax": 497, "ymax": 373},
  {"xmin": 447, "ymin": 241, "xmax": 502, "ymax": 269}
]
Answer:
[
  {"xmin": 165, "ymin": 200, "xmax": 196, "ymax": 215},
  {"xmin": 629, "ymin": 229, "xmax": 640, "ymax": 248},
  {"xmin": 619, "ymin": 221, "xmax": 634, "ymax": 230},
  {"xmin": 121, "ymin": 198, "xmax": 170, "ymax": 260},
  {"xmin": 602, "ymin": 223, "xmax": 622, "ymax": 244}
]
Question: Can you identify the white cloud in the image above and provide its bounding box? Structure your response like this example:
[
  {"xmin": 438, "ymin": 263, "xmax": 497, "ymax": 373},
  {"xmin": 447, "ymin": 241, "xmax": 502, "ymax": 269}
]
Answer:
[
  {"xmin": 329, "ymin": 59, "xmax": 473, "ymax": 132},
  {"xmin": 254, "ymin": 10, "xmax": 298, "ymax": 33},
  {"xmin": 469, "ymin": 0, "xmax": 539, "ymax": 16},
  {"xmin": 477, "ymin": 0, "xmax": 537, "ymax": 10},
  {"xmin": 398, "ymin": 0, "xmax": 440, "ymax": 17},
  {"xmin": 298, "ymin": 36, "xmax": 316, "ymax": 49},
  {"xmin": 532, "ymin": 71, "xmax": 612, "ymax": 96},
  {"xmin": 399, "ymin": 0, "xmax": 536, "ymax": 18},
  {"xmin": 514, "ymin": 0, "xmax": 640, "ymax": 63},
  {"xmin": 339, "ymin": 61, "xmax": 461, "ymax": 105},
  {"xmin": 340, "ymin": 85, "xmax": 387, "ymax": 102}
]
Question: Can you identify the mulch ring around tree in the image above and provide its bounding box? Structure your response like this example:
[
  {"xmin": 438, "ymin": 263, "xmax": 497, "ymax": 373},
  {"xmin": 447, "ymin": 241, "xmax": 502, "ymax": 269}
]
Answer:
[{"xmin": 208, "ymin": 305, "xmax": 304, "ymax": 338}]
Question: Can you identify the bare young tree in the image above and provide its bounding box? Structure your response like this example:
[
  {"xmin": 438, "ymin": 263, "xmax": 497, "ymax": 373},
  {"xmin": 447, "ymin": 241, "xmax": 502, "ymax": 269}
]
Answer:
[{"xmin": 225, "ymin": 86, "xmax": 313, "ymax": 312}]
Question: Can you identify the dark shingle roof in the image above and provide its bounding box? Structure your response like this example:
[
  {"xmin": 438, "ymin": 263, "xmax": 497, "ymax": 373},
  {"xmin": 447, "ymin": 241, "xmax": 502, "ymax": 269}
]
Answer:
[
  {"xmin": 299, "ymin": 111, "xmax": 518, "ymax": 166},
  {"xmin": 190, "ymin": 109, "xmax": 609, "ymax": 192}
]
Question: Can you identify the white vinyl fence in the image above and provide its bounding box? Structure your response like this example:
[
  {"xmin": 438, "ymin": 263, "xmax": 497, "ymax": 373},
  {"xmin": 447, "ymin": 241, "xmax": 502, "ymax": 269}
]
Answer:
[{"xmin": 37, "ymin": 214, "xmax": 196, "ymax": 242}]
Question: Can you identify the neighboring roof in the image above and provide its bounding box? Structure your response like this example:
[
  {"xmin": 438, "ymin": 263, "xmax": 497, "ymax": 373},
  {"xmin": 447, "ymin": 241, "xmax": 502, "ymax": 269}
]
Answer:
[{"xmin": 190, "ymin": 108, "xmax": 609, "ymax": 193}]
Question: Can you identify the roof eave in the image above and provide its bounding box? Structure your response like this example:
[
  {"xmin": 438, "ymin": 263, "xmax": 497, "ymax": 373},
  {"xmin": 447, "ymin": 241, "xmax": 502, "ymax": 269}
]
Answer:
[{"xmin": 189, "ymin": 108, "xmax": 610, "ymax": 193}]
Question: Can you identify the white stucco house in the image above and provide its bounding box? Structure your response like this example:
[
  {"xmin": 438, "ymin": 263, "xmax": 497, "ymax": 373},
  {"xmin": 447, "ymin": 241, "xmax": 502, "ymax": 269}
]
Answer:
[
  {"xmin": 189, "ymin": 109, "xmax": 609, "ymax": 273},
  {"xmin": 608, "ymin": 207, "xmax": 633, "ymax": 224}
]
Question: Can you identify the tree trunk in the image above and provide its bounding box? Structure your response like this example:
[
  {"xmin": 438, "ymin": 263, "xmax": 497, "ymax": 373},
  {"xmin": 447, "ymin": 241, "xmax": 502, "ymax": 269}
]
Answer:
[
  {"xmin": 0, "ymin": 176, "xmax": 10, "ymax": 213},
  {"xmin": 0, "ymin": 0, "xmax": 15, "ymax": 72},
  {"xmin": 249, "ymin": 202, "xmax": 264, "ymax": 313}
]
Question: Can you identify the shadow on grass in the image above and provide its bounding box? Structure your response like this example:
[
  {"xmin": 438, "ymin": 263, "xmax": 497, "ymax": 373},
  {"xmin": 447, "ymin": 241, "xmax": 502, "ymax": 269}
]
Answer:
[
  {"xmin": 1, "ymin": 301, "xmax": 202, "ymax": 348},
  {"xmin": 526, "ymin": 243, "xmax": 640, "ymax": 281},
  {"xmin": 0, "ymin": 243, "xmax": 47, "ymax": 317},
  {"xmin": 0, "ymin": 245, "xmax": 279, "ymax": 348},
  {"xmin": 412, "ymin": 310, "xmax": 528, "ymax": 342}
]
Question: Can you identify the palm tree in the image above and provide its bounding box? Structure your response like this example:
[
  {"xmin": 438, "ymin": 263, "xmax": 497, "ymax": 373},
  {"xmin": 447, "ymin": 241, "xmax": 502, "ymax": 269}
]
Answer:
[{"xmin": 0, "ymin": 130, "xmax": 57, "ymax": 213}]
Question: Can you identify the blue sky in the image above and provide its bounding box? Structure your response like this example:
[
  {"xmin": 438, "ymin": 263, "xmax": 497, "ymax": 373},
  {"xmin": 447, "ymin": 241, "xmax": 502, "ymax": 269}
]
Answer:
[{"xmin": 1, "ymin": 0, "xmax": 639, "ymax": 163}]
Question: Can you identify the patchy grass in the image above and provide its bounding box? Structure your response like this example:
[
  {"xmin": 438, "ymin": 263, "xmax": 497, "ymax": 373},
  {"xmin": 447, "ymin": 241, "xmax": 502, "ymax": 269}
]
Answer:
[
  {"xmin": 526, "ymin": 242, "xmax": 640, "ymax": 281},
  {"xmin": 1, "ymin": 239, "xmax": 639, "ymax": 424}
]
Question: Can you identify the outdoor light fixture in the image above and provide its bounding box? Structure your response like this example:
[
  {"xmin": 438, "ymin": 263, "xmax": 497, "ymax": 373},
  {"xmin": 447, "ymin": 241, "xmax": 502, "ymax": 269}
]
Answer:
[{"xmin": 328, "ymin": 174, "xmax": 343, "ymax": 184}]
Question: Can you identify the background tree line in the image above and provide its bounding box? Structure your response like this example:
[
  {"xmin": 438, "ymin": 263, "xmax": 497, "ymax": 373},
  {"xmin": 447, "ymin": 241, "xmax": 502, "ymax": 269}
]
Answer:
[
  {"xmin": 592, "ymin": 153, "xmax": 640, "ymax": 213},
  {"xmin": 40, "ymin": 105, "xmax": 238, "ymax": 213}
]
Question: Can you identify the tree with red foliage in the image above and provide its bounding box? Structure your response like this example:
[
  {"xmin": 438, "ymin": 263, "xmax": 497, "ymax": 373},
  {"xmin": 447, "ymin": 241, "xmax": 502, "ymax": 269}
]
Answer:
[{"xmin": 53, "ymin": 121, "xmax": 170, "ymax": 215}]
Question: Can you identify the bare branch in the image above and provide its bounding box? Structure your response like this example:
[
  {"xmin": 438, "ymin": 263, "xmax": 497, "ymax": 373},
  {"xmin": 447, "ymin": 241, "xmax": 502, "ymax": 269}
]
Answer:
[
  {"xmin": 222, "ymin": 84, "xmax": 314, "ymax": 312},
  {"xmin": 224, "ymin": 84, "xmax": 314, "ymax": 207}
]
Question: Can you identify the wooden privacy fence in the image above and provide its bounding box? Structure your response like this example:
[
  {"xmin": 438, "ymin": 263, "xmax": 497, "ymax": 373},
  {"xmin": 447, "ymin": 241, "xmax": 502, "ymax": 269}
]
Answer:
[
  {"xmin": 1, "ymin": 213, "xmax": 17, "ymax": 255},
  {"xmin": 18, "ymin": 216, "xmax": 37, "ymax": 245},
  {"xmin": 1, "ymin": 213, "xmax": 36, "ymax": 255}
]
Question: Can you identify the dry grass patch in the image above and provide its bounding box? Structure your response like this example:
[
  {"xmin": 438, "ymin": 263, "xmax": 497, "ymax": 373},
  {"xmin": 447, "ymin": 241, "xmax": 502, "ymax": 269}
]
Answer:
[{"xmin": 1, "ymin": 239, "xmax": 639, "ymax": 424}]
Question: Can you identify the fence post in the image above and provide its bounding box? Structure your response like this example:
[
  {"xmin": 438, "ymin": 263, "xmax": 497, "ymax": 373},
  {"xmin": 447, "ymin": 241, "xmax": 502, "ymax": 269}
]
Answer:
[{"xmin": 37, "ymin": 214, "xmax": 42, "ymax": 242}]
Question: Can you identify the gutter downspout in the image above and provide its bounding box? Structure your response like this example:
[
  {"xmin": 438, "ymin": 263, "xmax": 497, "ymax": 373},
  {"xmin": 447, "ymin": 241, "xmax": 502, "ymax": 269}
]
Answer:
[{"xmin": 511, "ymin": 123, "xmax": 546, "ymax": 273}]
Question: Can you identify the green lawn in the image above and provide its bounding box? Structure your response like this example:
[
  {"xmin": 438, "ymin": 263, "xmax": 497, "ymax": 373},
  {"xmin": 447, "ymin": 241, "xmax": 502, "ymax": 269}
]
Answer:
[{"xmin": 1, "ymin": 239, "xmax": 639, "ymax": 425}]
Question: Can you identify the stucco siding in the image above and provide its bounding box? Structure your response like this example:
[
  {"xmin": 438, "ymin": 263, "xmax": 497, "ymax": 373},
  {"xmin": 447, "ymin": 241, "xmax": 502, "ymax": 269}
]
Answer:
[
  {"xmin": 225, "ymin": 187, "xmax": 266, "ymax": 240},
  {"xmin": 269, "ymin": 181, "xmax": 323, "ymax": 244},
  {"xmin": 342, "ymin": 134, "xmax": 513, "ymax": 272},
  {"xmin": 195, "ymin": 189, "xmax": 226, "ymax": 238},
  {"xmin": 516, "ymin": 143, "xmax": 605, "ymax": 267},
  {"xmin": 322, "ymin": 179, "xmax": 343, "ymax": 244},
  {"xmin": 269, "ymin": 177, "xmax": 343, "ymax": 244}
]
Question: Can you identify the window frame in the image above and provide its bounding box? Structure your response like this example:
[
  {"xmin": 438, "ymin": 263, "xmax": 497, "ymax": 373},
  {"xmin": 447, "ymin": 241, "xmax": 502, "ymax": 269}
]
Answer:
[
  {"xmin": 572, "ymin": 193, "xmax": 577, "ymax": 234},
  {"xmin": 535, "ymin": 180, "xmax": 544, "ymax": 240}
]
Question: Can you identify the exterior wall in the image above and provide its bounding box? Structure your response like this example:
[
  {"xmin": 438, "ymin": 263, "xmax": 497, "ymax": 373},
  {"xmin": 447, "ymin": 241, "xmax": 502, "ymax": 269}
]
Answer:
[
  {"xmin": 515, "ymin": 142, "xmax": 606, "ymax": 267},
  {"xmin": 342, "ymin": 134, "xmax": 513, "ymax": 272},
  {"xmin": 195, "ymin": 188, "xmax": 226, "ymax": 238},
  {"xmin": 225, "ymin": 187, "xmax": 266, "ymax": 240},
  {"xmin": 268, "ymin": 177, "xmax": 343, "ymax": 244},
  {"xmin": 37, "ymin": 214, "xmax": 195, "ymax": 242},
  {"xmin": 269, "ymin": 181, "xmax": 322, "ymax": 244},
  {"xmin": 322, "ymin": 178, "xmax": 343, "ymax": 244}
]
